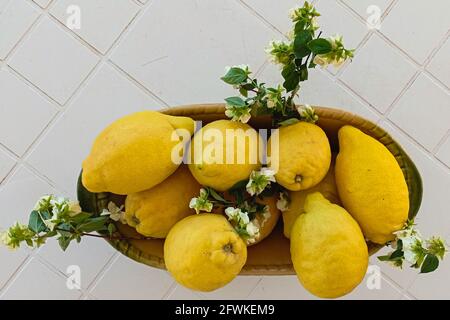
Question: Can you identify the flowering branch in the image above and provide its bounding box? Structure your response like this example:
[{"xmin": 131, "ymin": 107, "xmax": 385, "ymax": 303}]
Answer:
[
  {"xmin": 221, "ymin": 1, "xmax": 354, "ymax": 126},
  {"xmin": 0, "ymin": 195, "xmax": 151, "ymax": 252},
  {"xmin": 378, "ymin": 220, "xmax": 448, "ymax": 273}
]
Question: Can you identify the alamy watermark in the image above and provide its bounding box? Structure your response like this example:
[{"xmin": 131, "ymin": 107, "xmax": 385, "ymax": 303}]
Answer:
[{"xmin": 66, "ymin": 5, "xmax": 81, "ymax": 30}]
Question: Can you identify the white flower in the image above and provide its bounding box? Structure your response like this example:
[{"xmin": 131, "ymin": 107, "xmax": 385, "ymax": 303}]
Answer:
[
  {"xmin": 225, "ymin": 104, "xmax": 252, "ymax": 124},
  {"xmin": 68, "ymin": 201, "xmax": 82, "ymax": 217},
  {"xmin": 101, "ymin": 202, "xmax": 126, "ymax": 223},
  {"xmin": 311, "ymin": 17, "xmax": 319, "ymax": 30},
  {"xmin": 313, "ymin": 55, "xmax": 327, "ymax": 67},
  {"xmin": 189, "ymin": 188, "xmax": 214, "ymax": 214},
  {"xmin": 402, "ymin": 236, "xmax": 424, "ymax": 265},
  {"xmin": 225, "ymin": 207, "xmax": 240, "ymax": 221},
  {"xmin": 267, "ymin": 99, "xmax": 276, "ymax": 109},
  {"xmin": 238, "ymin": 210, "xmax": 250, "ymax": 225},
  {"xmin": 0, "ymin": 230, "xmax": 11, "ymax": 247},
  {"xmin": 296, "ymin": 104, "xmax": 318, "ymax": 123},
  {"xmin": 246, "ymin": 168, "xmax": 276, "ymax": 196},
  {"xmin": 246, "ymin": 221, "xmax": 260, "ymax": 238},
  {"xmin": 276, "ymin": 192, "xmax": 289, "ymax": 212}
]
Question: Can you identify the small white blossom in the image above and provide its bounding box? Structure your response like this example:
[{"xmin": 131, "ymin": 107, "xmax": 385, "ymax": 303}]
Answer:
[
  {"xmin": 296, "ymin": 104, "xmax": 318, "ymax": 123},
  {"xmin": 246, "ymin": 168, "xmax": 276, "ymax": 196},
  {"xmin": 225, "ymin": 104, "xmax": 252, "ymax": 123},
  {"xmin": 189, "ymin": 188, "xmax": 213, "ymax": 214},
  {"xmin": 101, "ymin": 202, "xmax": 126, "ymax": 223},
  {"xmin": 68, "ymin": 201, "xmax": 82, "ymax": 217},
  {"xmin": 246, "ymin": 221, "xmax": 260, "ymax": 238},
  {"xmin": 276, "ymin": 192, "xmax": 289, "ymax": 212},
  {"xmin": 0, "ymin": 230, "xmax": 11, "ymax": 248}
]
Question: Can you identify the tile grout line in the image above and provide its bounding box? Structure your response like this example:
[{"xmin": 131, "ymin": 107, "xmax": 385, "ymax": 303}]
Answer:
[{"xmin": 84, "ymin": 252, "xmax": 120, "ymax": 295}]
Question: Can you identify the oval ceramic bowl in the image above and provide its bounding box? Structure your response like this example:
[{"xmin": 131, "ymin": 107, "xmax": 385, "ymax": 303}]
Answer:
[{"xmin": 77, "ymin": 104, "xmax": 422, "ymax": 275}]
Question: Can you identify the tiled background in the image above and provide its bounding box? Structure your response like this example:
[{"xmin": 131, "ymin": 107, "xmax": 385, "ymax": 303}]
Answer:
[{"xmin": 0, "ymin": 0, "xmax": 449, "ymax": 300}]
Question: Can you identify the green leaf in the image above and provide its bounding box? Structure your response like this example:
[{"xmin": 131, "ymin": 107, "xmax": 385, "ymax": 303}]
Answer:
[
  {"xmin": 107, "ymin": 223, "xmax": 116, "ymax": 236},
  {"xmin": 294, "ymin": 20, "xmax": 305, "ymax": 34},
  {"xmin": 389, "ymin": 249, "xmax": 404, "ymax": 260},
  {"xmin": 221, "ymin": 67, "xmax": 248, "ymax": 85},
  {"xmin": 278, "ymin": 118, "xmax": 300, "ymax": 127},
  {"xmin": 77, "ymin": 216, "xmax": 108, "ymax": 233},
  {"xmin": 281, "ymin": 63, "xmax": 300, "ymax": 92},
  {"xmin": 207, "ymin": 188, "xmax": 229, "ymax": 203},
  {"xmin": 225, "ymin": 96, "xmax": 246, "ymax": 107},
  {"xmin": 293, "ymin": 30, "xmax": 312, "ymax": 58},
  {"xmin": 58, "ymin": 236, "xmax": 72, "ymax": 251},
  {"xmin": 377, "ymin": 255, "xmax": 391, "ymax": 262},
  {"xmin": 420, "ymin": 254, "xmax": 439, "ymax": 273},
  {"xmin": 69, "ymin": 212, "xmax": 91, "ymax": 224},
  {"xmin": 28, "ymin": 211, "xmax": 47, "ymax": 233},
  {"xmin": 229, "ymin": 179, "xmax": 249, "ymax": 192},
  {"xmin": 307, "ymin": 38, "xmax": 332, "ymax": 55},
  {"xmin": 239, "ymin": 87, "xmax": 248, "ymax": 97}
]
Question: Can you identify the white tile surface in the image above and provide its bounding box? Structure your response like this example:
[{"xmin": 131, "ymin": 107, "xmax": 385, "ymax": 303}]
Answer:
[
  {"xmin": 436, "ymin": 137, "xmax": 450, "ymax": 168},
  {"xmin": 381, "ymin": 0, "xmax": 449, "ymax": 64},
  {"xmin": 240, "ymin": 0, "xmax": 301, "ymax": 33},
  {"xmin": 388, "ymin": 74, "xmax": 450, "ymax": 151},
  {"xmin": 90, "ymin": 255, "xmax": 174, "ymax": 299},
  {"xmin": 340, "ymin": 34, "xmax": 416, "ymax": 113},
  {"xmin": 9, "ymin": 17, "xmax": 99, "ymax": 104},
  {"xmin": 0, "ymin": 246, "xmax": 28, "ymax": 290},
  {"xmin": 0, "ymin": 0, "xmax": 449, "ymax": 300},
  {"xmin": 1, "ymin": 258, "xmax": 82, "ymax": 299},
  {"xmin": 26, "ymin": 64, "xmax": 161, "ymax": 196},
  {"xmin": 247, "ymin": 275, "xmax": 319, "ymax": 300},
  {"xmin": 0, "ymin": 0, "xmax": 39, "ymax": 60},
  {"xmin": 33, "ymin": 0, "xmax": 52, "ymax": 9},
  {"xmin": 166, "ymin": 285, "xmax": 203, "ymax": 300},
  {"xmin": 50, "ymin": 0, "xmax": 139, "ymax": 54},
  {"xmin": 199, "ymin": 276, "xmax": 261, "ymax": 300},
  {"xmin": 38, "ymin": 236, "xmax": 116, "ymax": 289},
  {"xmin": 111, "ymin": 0, "xmax": 279, "ymax": 105},
  {"xmin": 341, "ymin": 0, "xmax": 392, "ymax": 20},
  {"xmin": 427, "ymin": 39, "xmax": 450, "ymax": 88},
  {"xmin": 0, "ymin": 149, "xmax": 15, "ymax": 182},
  {"xmin": 0, "ymin": 69, "xmax": 57, "ymax": 156}
]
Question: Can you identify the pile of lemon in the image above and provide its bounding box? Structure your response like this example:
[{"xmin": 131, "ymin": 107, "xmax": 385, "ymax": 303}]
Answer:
[{"xmin": 82, "ymin": 111, "xmax": 409, "ymax": 299}]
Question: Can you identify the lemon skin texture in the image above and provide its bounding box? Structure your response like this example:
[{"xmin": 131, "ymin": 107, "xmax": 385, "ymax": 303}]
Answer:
[
  {"xmin": 188, "ymin": 120, "xmax": 261, "ymax": 191},
  {"xmin": 268, "ymin": 122, "xmax": 331, "ymax": 191},
  {"xmin": 290, "ymin": 192, "xmax": 368, "ymax": 299},
  {"xmin": 82, "ymin": 111, "xmax": 195, "ymax": 195},
  {"xmin": 283, "ymin": 161, "xmax": 340, "ymax": 239},
  {"xmin": 335, "ymin": 125, "xmax": 409, "ymax": 244},
  {"xmin": 125, "ymin": 165, "xmax": 201, "ymax": 238},
  {"xmin": 164, "ymin": 214, "xmax": 247, "ymax": 292}
]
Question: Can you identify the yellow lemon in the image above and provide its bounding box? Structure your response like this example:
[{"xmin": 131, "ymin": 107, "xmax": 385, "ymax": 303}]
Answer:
[
  {"xmin": 290, "ymin": 192, "xmax": 368, "ymax": 299},
  {"xmin": 268, "ymin": 122, "xmax": 331, "ymax": 191},
  {"xmin": 124, "ymin": 165, "xmax": 201, "ymax": 238},
  {"xmin": 188, "ymin": 120, "xmax": 261, "ymax": 191},
  {"xmin": 335, "ymin": 125, "xmax": 409, "ymax": 244},
  {"xmin": 82, "ymin": 111, "xmax": 195, "ymax": 195},
  {"xmin": 282, "ymin": 160, "xmax": 340, "ymax": 238},
  {"xmin": 164, "ymin": 214, "xmax": 247, "ymax": 292}
]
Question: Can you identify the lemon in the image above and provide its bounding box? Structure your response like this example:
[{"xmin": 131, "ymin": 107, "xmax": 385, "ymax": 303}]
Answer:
[
  {"xmin": 282, "ymin": 160, "xmax": 340, "ymax": 238},
  {"xmin": 164, "ymin": 214, "xmax": 247, "ymax": 292},
  {"xmin": 124, "ymin": 165, "xmax": 201, "ymax": 238},
  {"xmin": 335, "ymin": 126, "xmax": 409, "ymax": 244},
  {"xmin": 268, "ymin": 122, "xmax": 331, "ymax": 191},
  {"xmin": 290, "ymin": 192, "xmax": 368, "ymax": 298},
  {"xmin": 188, "ymin": 120, "xmax": 261, "ymax": 191},
  {"xmin": 82, "ymin": 111, "xmax": 195, "ymax": 195}
]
